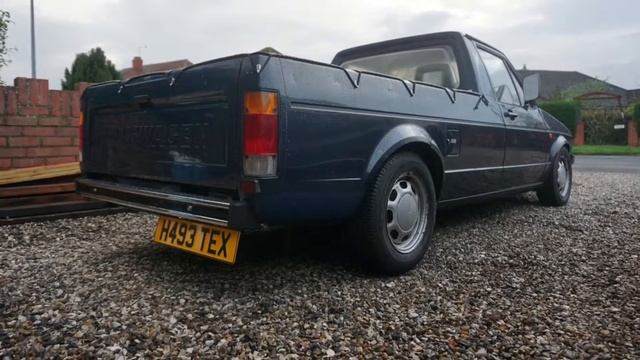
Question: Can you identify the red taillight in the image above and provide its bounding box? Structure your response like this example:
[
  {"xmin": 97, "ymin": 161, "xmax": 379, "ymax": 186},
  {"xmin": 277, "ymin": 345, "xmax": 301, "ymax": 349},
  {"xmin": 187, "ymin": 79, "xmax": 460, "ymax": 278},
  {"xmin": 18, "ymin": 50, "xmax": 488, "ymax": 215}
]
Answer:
[
  {"xmin": 243, "ymin": 92, "xmax": 278, "ymax": 176},
  {"xmin": 243, "ymin": 113, "xmax": 278, "ymax": 155}
]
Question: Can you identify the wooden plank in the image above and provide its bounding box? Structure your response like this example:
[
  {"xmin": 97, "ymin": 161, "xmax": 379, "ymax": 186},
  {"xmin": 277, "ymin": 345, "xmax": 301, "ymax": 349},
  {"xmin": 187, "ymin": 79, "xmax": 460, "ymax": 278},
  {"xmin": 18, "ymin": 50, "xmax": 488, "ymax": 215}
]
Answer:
[
  {"xmin": 0, "ymin": 206, "xmax": 128, "ymax": 225},
  {"xmin": 0, "ymin": 182, "xmax": 76, "ymax": 198},
  {"xmin": 0, "ymin": 193, "xmax": 89, "ymax": 208},
  {"xmin": 0, "ymin": 163, "xmax": 80, "ymax": 186},
  {"xmin": 0, "ymin": 199, "xmax": 112, "ymax": 219}
]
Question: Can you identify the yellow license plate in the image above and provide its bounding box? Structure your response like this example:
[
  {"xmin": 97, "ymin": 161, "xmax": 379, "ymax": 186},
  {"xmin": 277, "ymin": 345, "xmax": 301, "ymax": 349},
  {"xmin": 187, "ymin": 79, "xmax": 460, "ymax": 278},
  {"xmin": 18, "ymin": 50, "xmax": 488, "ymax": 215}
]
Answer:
[{"xmin": 153, "ymin": 216, "xmax": 240, "ymax": 264}]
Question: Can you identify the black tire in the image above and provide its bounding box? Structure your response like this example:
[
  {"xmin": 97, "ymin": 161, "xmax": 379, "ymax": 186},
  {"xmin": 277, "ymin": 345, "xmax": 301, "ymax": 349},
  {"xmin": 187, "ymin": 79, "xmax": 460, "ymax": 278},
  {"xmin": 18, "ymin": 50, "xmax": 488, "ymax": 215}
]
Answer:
[
  {"xmin": 537, "ymin": 147, "xmax": 572, "ymax": 206},
  {"xmin": 353, "ymin": 152, "xmax": 437, "ymax": 275}
]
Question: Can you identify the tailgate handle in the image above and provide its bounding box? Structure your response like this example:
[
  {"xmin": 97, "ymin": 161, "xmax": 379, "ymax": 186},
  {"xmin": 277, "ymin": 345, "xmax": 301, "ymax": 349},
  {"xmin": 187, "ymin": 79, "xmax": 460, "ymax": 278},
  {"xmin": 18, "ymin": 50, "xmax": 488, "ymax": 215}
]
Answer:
[{"xmin": 134, "ymin": 95, "xmax": 152, "ymax": 107}]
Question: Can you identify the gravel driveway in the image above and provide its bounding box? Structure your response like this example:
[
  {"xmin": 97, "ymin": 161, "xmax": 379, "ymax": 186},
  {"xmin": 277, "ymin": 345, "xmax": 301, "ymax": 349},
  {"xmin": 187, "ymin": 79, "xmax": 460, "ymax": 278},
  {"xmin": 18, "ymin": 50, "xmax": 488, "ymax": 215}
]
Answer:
[{"xmin": 1, "ymin": 172, "xmax": 639, "ymax": 359}]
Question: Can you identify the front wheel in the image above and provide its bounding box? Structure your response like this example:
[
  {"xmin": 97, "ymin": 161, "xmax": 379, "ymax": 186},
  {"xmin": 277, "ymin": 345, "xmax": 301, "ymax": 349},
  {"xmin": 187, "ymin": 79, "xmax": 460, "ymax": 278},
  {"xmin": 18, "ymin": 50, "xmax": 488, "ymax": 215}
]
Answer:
[
  {"xmin": 537, "ymin": 147, "xmax": 572, "ymax": 206},
  {"xmin": 353, "ymin": 152, "xmax": 437, "ymax": 275}
]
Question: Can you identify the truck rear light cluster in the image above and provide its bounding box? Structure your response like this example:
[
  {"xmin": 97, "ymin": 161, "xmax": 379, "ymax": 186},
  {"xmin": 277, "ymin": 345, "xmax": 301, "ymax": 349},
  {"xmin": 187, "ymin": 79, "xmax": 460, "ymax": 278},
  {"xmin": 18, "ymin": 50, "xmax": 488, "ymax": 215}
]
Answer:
[{"xmin": 243, "ymin": 91, "xmax": 278, "ymax": 177}]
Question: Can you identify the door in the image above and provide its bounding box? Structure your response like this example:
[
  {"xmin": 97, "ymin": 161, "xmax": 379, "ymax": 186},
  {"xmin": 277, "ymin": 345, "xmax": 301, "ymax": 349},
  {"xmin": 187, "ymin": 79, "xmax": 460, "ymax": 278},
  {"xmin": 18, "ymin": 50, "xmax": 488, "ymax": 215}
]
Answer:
[{"xmin": 476, "ymin": 47, "xmax": 551, "ymax": 188}]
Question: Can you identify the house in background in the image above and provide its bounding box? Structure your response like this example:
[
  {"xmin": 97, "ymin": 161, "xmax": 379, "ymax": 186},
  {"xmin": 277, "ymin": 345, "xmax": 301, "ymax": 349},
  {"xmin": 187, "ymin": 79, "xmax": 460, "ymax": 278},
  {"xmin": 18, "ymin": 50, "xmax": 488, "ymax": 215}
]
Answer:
[
  {"xmin": 516, "ymin": 66, "xmax": 640, "ymax": 106},
  {"xmin": 628, "ymin": 89, "xmax": 640, "ymax": 104},
  {"xmin": 119, "ymin": 56, "xmax": 193, "ymax": 79}
]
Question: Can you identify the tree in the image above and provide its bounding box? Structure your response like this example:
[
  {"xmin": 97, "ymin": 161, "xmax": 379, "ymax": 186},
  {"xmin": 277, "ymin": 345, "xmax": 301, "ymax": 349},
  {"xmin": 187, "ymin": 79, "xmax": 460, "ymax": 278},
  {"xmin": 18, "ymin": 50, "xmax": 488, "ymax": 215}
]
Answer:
[
  {"xmin": 0, "ymin": 10, "xmax": 12, "ymax": 85},
  {"xmin": 61, "ymin": 47, "xmax": 121, "ymax": 90}
]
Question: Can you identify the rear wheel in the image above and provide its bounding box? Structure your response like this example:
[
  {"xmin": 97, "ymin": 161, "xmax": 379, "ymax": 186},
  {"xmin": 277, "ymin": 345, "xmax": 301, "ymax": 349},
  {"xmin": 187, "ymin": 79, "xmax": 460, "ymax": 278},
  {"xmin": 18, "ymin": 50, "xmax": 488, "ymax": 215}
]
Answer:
[
  {"xmin": 537, "ymin": 147, "xmax": 572, "ymax": 206},
  {"xmin": 354, "ymin": 152, "xmax": 436, "ymax": 275}
]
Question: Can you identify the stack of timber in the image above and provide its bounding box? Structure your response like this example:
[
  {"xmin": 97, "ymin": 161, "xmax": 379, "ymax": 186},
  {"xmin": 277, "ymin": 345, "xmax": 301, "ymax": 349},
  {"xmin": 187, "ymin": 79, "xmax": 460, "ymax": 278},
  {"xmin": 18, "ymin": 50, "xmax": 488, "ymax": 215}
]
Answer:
[{"xmin": 0, "ymin": 163, "xmax": 122, "ymax": 224}]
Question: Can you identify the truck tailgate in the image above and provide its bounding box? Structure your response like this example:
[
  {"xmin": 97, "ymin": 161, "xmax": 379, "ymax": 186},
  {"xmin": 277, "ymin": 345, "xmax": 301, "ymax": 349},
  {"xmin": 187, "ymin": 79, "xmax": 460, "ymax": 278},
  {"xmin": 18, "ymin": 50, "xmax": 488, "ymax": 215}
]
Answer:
[{"xmin": 82, "ymin": 57, "xmax": 243, "ymax": 190}]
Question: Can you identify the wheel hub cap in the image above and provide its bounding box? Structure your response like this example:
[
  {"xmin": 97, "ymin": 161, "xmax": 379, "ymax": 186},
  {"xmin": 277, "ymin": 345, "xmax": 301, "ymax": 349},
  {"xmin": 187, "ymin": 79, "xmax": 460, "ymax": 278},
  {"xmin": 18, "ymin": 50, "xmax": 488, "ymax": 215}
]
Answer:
[
  {"xmin": 557, "ymin": 160, "xmax": 570, "ymax": 197},
  {"xmin": 386, "ymin": 172, "xmax": 429, "ymax": 254},
  {"xmin": 396, "ymin": 194, "xmax": 419, "ymax": 231}
]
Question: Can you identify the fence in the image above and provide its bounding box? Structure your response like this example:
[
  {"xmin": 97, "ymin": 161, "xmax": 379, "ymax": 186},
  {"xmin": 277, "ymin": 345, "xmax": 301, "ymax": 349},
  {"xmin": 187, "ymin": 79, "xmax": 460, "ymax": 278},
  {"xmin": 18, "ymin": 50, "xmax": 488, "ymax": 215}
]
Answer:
[{"xmin": 0, "ymin": 77, "xmax": 88, "ymax": 170}]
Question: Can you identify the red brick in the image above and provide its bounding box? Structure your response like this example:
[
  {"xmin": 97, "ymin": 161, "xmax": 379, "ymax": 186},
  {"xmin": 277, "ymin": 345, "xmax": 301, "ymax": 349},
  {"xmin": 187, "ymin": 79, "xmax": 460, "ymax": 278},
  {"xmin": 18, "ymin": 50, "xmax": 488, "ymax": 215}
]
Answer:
[
  {"xmin": 72, "ymin": 137, "xmax": 80, "ymax": 146},
  {"xmin": 574, "ymin": 121, "xmax": 585, "ymax": 146},
  {"xmin": 71, "ymin": 91, "xmax": 81, "ymax": 117},
  {"xmin": 19, "ymin": 106, "xmax": 49, "ymax": 116},
  {"xmin": 0, "ymin": 126, "xmax": 22, "ymax": 136},
  {"xmin": 59, "ymin": 92, "xmax": 71, "ymax": 116},
  {"xmin": 12, "ymin": 157, "xmax": 45, "ymax": 168},
  {"xmin": 26, "ymin": 146, "xmax": 78, "ymax": 157},
  {"xmin": 5, "ymin": 90, "xmax": 17, "ymax": 115},
  {"xmin": 55, "ymin": 127, "xmax": 77, "ymax": 137},
  {"xmin": 8, "ymin": 137, "xmax": 40, "ymax": 147},
  {"xmin": 5, "ymin": 116, "xmax": 38, "ymax": 126},
  {"xmin": 0, "ymin": 158, "xmax": 11, "ymax": 170},
  {"xmin": 31, "ymin": 79, "xmax": 49, "ymax": 106},
  {"xmin": 26, "ymin": 147, "xmax": 56, "ymax": 157},
  {"xmin": 56, "ymin": 146, "xmax": 80, "ymax": 156},
  {"xmin": 45, "ymin": 156, "xmax": 77, "ymax": 165},
  {"xmin": 0, "ymin": 137, "xmax": 5, "ymax": 147},
  {"xmin": 15, "ymin": 78, "xmax": 29, "ymax": 105},
  {"xmin": 0, "ymin": 89, "xmax": 4, "ymax": 114},
  {"xmin": 42, "ymin": 136, "xmax": 72, "ymax": 146},
  {"xmin": 23, "ymin": 127, "xmax": 56, "ymax": 136},
  {"xmin": 0, "ymin": 147, "xmax": 26, "ymax": 158},
  {"xmin": 39, "ymin": 117, "xmax": 69, "ymax": 126},
  {"xmin": 49, "ymin": 91, "xmax": 62, "ymax": 117},
  {"xmin": 75, "ymin": 82, "xmax": 91, "ymax": 94},
  {"xmin": 68, "ymin": 116, "xmax": 81, "ymax": 126},
  {"xmin": 627, "ymin": 120, "xmax": 638, "ymax": 147}
]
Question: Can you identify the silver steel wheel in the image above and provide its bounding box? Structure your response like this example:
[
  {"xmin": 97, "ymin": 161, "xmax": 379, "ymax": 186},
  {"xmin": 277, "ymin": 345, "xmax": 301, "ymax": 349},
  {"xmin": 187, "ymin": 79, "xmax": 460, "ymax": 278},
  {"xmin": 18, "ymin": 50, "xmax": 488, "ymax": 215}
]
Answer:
[
  {"xmin": 557, "ymin": 158, "xmax": 570, "ymax": 198},
  {"xmin": 386, "ymin": 172, "xmax": 428, "ymax": 254}
]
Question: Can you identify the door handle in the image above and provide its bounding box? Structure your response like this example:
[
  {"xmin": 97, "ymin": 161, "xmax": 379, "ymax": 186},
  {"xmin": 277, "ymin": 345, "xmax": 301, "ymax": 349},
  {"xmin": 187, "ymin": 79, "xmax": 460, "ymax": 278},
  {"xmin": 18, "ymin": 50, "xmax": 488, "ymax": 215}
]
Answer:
[{"xmin": 504, "ymin": 109, "xmax": 518, "ymax": 120}]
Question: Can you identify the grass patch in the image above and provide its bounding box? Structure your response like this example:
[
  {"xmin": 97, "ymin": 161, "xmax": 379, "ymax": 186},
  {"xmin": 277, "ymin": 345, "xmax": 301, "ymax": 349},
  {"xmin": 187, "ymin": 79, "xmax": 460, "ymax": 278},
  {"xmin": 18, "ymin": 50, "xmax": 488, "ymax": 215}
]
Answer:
[{"xmin": 573, "ymin": 145, "xmax": 640, "ymax": 156}]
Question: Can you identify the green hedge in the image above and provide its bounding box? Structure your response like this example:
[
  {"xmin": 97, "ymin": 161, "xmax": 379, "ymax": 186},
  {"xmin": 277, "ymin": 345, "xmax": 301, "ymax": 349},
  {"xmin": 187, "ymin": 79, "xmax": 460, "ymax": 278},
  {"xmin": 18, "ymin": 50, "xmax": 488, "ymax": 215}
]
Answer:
[
  {"xmin": 633, "ymin": 102, "xmax": 640, "ymax": 124},
  {"xmin": 539, "ymin": 100, "xmax": 581, "ymax": 133}
]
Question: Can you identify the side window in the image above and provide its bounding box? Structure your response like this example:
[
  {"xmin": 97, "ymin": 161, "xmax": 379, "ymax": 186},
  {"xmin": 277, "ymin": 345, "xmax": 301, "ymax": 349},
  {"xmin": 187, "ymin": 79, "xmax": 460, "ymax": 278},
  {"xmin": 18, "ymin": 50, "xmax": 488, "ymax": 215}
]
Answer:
[
  {"xmin": 477, "ymin": 48, "xmax": 522, "ymax": 106},
  {"xmin": 509, "ymin": 70, "xmax": 524, "ymax": 104}
]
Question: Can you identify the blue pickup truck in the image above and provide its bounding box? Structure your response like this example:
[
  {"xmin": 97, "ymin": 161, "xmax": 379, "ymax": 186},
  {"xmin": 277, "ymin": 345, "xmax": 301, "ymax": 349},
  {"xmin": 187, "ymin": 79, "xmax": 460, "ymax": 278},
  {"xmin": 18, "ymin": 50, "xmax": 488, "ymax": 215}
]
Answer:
[{"xmin": 77, "ymin": 32, "xmax": 572, "ymax": 274}]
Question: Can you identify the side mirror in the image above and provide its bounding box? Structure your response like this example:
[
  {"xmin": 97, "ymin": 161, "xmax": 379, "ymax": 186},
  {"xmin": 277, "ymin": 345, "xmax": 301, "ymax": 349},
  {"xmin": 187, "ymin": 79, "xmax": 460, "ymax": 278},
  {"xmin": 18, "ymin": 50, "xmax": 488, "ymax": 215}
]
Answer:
[{"xmin": 523, "ymin": 74, "xmax": 540, "ymax": 103}]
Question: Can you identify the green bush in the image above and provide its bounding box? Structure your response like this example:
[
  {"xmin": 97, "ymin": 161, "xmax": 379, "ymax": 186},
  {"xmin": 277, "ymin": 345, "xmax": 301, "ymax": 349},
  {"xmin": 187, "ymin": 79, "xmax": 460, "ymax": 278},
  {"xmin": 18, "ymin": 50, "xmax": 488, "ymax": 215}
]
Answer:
[
  {"xmin": 581, "ymin": 109, "xmax": 625, "ymax": 145},
  {"xmin": 539, "ymin": 100, "xmax": 581, "ymax": 132}
]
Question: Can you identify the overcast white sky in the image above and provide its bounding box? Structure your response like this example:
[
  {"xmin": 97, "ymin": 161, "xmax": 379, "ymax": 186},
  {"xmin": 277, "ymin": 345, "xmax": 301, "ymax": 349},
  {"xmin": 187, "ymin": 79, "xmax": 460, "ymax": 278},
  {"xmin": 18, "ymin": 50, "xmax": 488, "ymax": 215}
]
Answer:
[{"xmin": 1, "ymin": 0, "xmax": 639, "ymax": 90}]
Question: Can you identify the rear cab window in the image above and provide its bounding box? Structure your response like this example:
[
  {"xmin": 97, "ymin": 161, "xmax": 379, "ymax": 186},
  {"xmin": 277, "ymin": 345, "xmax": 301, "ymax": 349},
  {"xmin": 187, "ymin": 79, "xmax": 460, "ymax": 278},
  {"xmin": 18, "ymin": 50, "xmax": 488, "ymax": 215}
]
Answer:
[{"xmin": 341, "ymin": 46, "xmax": 461, "ymax": 89}]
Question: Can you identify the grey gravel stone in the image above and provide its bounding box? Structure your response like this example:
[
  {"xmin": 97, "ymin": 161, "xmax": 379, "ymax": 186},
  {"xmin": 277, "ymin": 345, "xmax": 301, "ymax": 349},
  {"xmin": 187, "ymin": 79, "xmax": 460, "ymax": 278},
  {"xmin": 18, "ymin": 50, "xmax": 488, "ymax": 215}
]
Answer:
[{"xmin": 1, "ymin": 171, "xmax": 639, "ymax": 358}]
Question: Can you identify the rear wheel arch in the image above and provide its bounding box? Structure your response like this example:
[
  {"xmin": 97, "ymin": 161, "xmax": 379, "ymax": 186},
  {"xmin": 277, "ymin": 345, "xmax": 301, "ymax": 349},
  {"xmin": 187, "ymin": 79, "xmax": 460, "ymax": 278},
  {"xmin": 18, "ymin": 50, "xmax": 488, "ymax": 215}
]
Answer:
[
  {"xmin": 364, "ymin": 125, "xmax": 445, "ymax": 199},
  {"xmin": 395, "ymin": 143, "xmax": 444, "ymax": 200},
  {"xmin": 366, "ymin": 141, "xmax": 444, "ymax": 200}
]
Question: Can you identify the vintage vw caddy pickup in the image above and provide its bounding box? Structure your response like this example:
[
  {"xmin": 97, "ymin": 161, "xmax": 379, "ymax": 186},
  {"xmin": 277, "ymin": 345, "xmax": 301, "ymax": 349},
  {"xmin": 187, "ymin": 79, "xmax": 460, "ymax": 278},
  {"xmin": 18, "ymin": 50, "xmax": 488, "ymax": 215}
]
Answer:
[{"xmin": 77, "ymin": 32, "xmax": 573, "ymax": 274}]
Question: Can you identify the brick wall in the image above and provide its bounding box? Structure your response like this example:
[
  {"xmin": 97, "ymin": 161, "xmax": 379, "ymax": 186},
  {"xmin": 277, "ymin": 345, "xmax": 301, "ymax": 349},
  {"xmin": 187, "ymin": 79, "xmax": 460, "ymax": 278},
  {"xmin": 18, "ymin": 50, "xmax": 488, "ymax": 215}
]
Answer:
[
  {"xmin": 573, "ymin": 121, "xmax": 585, "ymax": 146},
  {"xmin": 629, "ymin": 119, "xmax": 639, "ymax": 147},
  {"xmin": 0, "ymin": 78, "xmax": 88, "ymax": 170}
]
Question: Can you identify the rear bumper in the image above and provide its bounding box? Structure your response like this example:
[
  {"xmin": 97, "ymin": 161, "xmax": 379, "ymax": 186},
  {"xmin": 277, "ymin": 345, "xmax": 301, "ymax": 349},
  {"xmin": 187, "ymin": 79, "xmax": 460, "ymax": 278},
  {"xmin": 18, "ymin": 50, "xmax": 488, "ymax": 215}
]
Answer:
[{"xmin": 76, "ymin": 178, "xmax": 259, "ymax": 230}]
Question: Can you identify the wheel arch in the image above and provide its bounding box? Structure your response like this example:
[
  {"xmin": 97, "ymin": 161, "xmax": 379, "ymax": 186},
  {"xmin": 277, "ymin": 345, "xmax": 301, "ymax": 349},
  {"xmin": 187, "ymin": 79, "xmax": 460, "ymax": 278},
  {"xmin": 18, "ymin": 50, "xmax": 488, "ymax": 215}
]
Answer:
[{"xmin": 365, "ymin": 124, "xmax": 445, "ymax": 199}]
